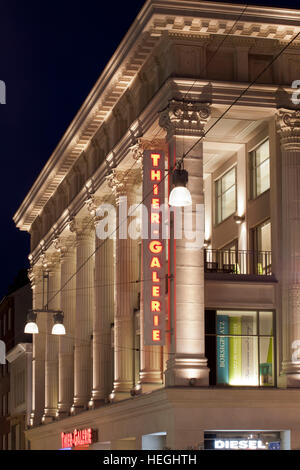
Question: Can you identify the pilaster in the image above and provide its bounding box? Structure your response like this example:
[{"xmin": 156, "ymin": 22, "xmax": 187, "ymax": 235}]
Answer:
[
  {"xmin": 54, "ymin": 235, "xmax": 76, "ymax": 418},
  {"xmin": 276, "ymin": 109, "xmax": 300, "ymax": 387},
  {"xmin": 107, "ymin": 170, "xmax": 140, "ymax": 401},
  {"xmin": 70, "ymin": 217, "xmax": 95, "ymax": 413},
  {"xmin": 42, "ymin": 252, "xmax": 61, "ymax": 423},
  {"xmin": 159, "ymin": 99, "xmax": 211, "ymax": 387}
]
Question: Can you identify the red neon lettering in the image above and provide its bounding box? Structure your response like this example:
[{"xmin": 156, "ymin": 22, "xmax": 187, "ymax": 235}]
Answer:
[
  {"xmin": 151, "ymin": 198, "xmax": 160, "ymax": 209},
  {"xmin": 151, "ymin": 213, "xmax": 160, "ymax": 224},
  {"xmin": 152, "ymin": 271, "xmax": 159, "ymax": 282},
  {"xmin": 151, "ymin": 153, "xmax": 161, "ymax": 167},
  {"xmin": 153, "ymin": 184, "xmax": 159, "ymax": 195},
  {"xmin": 151, "ymin": 170, "xmax": 161, "ymax": 181},
  {"xmin": 150, "ymin": 257, "xmax": 161, "ymax": 268},
  {"xmin": 152, "ymin": 329, "xmax": 161, "ymax": 341},
  {"xmin": 153, "ymin": 315, "xmax": 159, "ymax": 327},
  {"xmin": 149, "ymin": 240, "xmax": 163, "ymax": 254},
  {"xmin": 151, "ymin": 301, "xmax": 161, "ymax": 312},
  {"xmin": 152, "ymin": 286, "xmax": 160, "ymax": 297},
  {"xmin": 61, "ymin": 429, "xmax": 93, "ymax": 448}
]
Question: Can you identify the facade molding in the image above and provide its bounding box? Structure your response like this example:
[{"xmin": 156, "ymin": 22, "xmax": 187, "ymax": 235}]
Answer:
[
  {"xmin": 27, "ymin": 76, "xmax": 292, "ymax": 267},
  {"xmin": 14, "ymin": 1, "xmax": 300, "ymax": 233}
]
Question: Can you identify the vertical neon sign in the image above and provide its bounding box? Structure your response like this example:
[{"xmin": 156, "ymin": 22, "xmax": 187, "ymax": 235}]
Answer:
[{"xmin": 143, "ymin": 150, "xmax": 165, "ymax": 346}]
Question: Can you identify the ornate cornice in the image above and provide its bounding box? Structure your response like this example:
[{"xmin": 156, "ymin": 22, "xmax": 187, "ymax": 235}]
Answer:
[
  {"xmin": 159, "ymin": 99, "xmax": 211, "ymax": 140},
  {"xmin": 276, "ymin": 109, "xmax": 300, "ymax": 152},
  {"xmin": 14, "ymin": 1, "xmax": 300, "ymax": 233}
]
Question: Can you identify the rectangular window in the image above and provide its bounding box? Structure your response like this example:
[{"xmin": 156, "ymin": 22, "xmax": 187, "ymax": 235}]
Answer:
[
  {"xmin": 250, "ymin": 139, "xmax": 270, "ymax": 199},
  {"xmin": 205, "ymin": 310, "xmax": 275, "ymax": 387},
  {"xmin": 253, "ymin": 219, "xmax": 272, "ymax": 275},
  {"xmin": 215, "ymin": 167, "xmax": 236, "ymax": 224}
]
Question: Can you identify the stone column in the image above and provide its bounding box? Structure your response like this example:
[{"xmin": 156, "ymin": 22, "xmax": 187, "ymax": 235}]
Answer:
[
  {"xmin": 55, "ymin": 235, "xmax": 76, "ymax": 417},
  {"xmin": 71, "ymin": 218, "xmax": 95, "ymax": 412},
  {"xmin": 88, "ymin": 196, "xmax": 115, "ymax": 407},
  {"xmin": 42, "ymin": 253, "xmax": 61, "ymax": 423},
  {"xmin": 159, "ymin": 99, "xmax": 211, "ymax": 386},
  {"xmin": 107, "ymin": 170, "xmax": 140, "ymax": 401},
  {"xmin": 132, "ymin": 140, "xmax": 164, "ymax": 392},
  {"xmin": 276, "ymin": 109, "xmax": 300, "ymax": 386},
  {"xmin": 28, "ymin": 264, "xmax": 46, "ymax": 426}
]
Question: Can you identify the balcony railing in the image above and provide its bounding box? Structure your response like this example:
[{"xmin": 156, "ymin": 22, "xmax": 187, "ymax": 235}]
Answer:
[{"xmin": 204, "ymin": 249, "xmax": 272, "ymax": 276}]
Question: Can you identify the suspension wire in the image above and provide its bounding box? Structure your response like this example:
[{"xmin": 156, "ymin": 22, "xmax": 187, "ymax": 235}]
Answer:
[
  {"xmin": 29, "ymin": 2, "xmax": 250, "ymax": 294},
  {"xmin": 44, "ymin": 27, "xmax": 300, "ymax": 308}
]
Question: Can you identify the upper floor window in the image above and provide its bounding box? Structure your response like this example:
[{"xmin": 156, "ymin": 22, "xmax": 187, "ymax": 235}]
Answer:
[
  {"xmin": 253, "ymin": 219, "xmax": 272, "ymax": 275},
  {"xmin": 215, "ymin": 167, "xmax": 236, "ymax": 224},
  {"xmin": 250, "ymin": 139, "xmax": 270, "ymax": 199}
]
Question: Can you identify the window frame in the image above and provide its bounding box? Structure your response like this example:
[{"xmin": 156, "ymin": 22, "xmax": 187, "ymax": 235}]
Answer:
[
  {"xmin": 249, "ymin": 138, "xmax": 270, "ymax": 200},
  {"xmin": 214, "ymin": 166, "xmax": 237, "ymax": 225},
  {"xmin": 252, "ymin": 218, "xmax": 272, "ymax": 275},
  {"xmin": 205, "ymin": 308, "xmax": 276, "ymax": 388}
]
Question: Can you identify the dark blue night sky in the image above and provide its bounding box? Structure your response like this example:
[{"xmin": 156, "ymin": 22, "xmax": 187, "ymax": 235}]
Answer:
[{"xmin": 0, "ymin": 0, "xmax": 298, "ymax": 298}]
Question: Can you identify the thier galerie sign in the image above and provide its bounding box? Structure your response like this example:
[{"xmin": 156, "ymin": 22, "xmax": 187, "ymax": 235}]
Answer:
[
  {"xmin": 143, "ymin": 150, "xmax": 165, "ymax": 346},
  {"xmin": 61, "ymin": 428, "xmax": 97, "ymax": 449}
]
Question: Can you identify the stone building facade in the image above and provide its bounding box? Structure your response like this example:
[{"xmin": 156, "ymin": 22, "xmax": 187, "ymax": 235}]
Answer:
[{"xmin": 13, "ymin": 0, "xmax": 300, "ymax": 450}]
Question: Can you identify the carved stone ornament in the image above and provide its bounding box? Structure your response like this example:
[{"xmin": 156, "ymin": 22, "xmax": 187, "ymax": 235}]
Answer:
[
  {"xmin": 159, "ymin": 99, "xmax": 211, "ymax": 140},
  {"xmin": 130, "ymin": 138, "xmax": 168, "ymax": 167},
  {"xmin": 276, "ymin": 109, "xmax": 300, "ymax": 152},
  {"xmin": 106, "ymin": 168, "xmax": 141, "ymax": 199},
  {"xmin": 68, "ymin": 216, "xmax": 94, "ymax": 243}
]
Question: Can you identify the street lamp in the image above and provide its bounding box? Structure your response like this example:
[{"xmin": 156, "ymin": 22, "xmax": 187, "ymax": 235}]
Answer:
[
  {"xmin": 24, "ymin": 309, "xmax": 66, "ymax": 336},
  {"xmin": 169, "ymin": 163, "xmax": 192, "ymax": 207},
  {"xmin": 51, "ymin": 312, "xmax": 66, "ymax": 335},
  {"xmin": 24, "ymin": 310, "xmax": 39, "ymax": 334}
]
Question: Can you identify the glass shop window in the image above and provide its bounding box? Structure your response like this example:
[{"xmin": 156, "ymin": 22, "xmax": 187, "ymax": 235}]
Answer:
[
  {"xmin": 250, "ymin": 139, "xmax": 270, "ymax": 199},
  {"xmin": 215, "ymin": 167, "xmax": 236, "ymax": 224},
  {"xmin": 205, "ymin": 310, "xmax": 275, "ymax": 387}
]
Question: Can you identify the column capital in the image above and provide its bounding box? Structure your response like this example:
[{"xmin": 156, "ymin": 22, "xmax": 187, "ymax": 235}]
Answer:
[
  {"xmin": 106, "ymin": 168, "xmax": 141, "ymax": 199},
  {"xmin": 276, "ymin": 108, "xmax": 300, "ymax": 152},
  {"xmin": 159, "ymin": 99, "xmax": 211, "ymax": 140},
  {"xmin": 130, "ymin": 138, "xmax": 168, "ymax": 166},
  {"xmin": 68, "ymin": 216, "xmax": 95, "ymax": 243},
  {"xmin": 28, "ymin": 265, "xmax": 44, "ymax": 287},
  {"xmin": 53, "ymin": 235, "xmax": 76, "ymax": 260},
  {"xmin": 85, "ymin": 194, "xmax": 104, "ymax": 228},
  {"xmin": 41, "ymin": 252, "xmax": 61, "ymax": 271}
]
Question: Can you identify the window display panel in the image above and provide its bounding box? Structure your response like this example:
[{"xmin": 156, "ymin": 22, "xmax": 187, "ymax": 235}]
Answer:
[
  {"xmin": 214, "ymin": 310, "xmax": 274, "ymax": 387},
  {"xmin": 217, "ymin": 311, "xmax": 258, "ymax": 386}
]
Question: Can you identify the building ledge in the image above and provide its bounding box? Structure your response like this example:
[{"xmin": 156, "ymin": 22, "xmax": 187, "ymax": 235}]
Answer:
[{"xmin": 205, "ymin": 273, "xmax": 277, "ymax": 283}]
